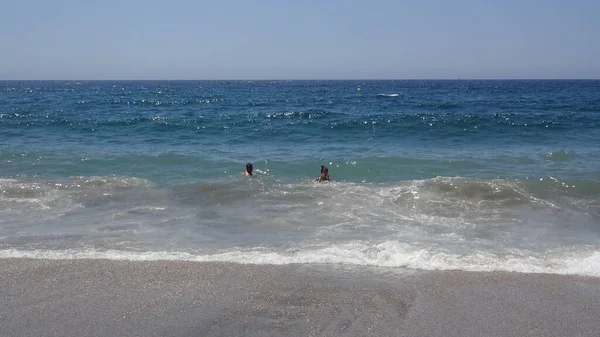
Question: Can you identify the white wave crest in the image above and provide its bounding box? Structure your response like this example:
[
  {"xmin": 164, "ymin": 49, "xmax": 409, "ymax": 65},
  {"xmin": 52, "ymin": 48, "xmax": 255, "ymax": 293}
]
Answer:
[{"xmin": 1, "ymin": 241, "xmax": 599, "ymax": 277}]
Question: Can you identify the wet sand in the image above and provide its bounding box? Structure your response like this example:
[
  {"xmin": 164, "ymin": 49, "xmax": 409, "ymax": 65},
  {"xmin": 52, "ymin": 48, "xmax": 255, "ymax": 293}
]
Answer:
[{"xmin": 1, "ymin": 258, "xmax": 599, "ymax": 337}]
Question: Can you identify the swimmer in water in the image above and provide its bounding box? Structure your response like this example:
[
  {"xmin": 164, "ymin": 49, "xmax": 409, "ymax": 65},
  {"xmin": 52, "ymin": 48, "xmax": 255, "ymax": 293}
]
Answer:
[
  {"xmin": 244, "ymin": 162, "xmax": 253, "ymax": 177},
  {"xmin": 316, "ymin": 165, "xmax": 330, "ymax": 182}
]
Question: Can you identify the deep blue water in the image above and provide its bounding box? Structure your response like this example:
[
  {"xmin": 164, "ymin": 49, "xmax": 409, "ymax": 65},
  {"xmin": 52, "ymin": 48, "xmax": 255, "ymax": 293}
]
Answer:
[{"xmin": 1, "ymin": 80, "xmax": 600, "ymax": 275}]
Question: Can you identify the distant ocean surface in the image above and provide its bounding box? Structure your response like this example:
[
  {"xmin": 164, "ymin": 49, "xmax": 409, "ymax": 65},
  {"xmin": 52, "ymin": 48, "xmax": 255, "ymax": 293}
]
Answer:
[{"xmin": 1, "ymin": 80, "xmax": 599, "ymax": 276}]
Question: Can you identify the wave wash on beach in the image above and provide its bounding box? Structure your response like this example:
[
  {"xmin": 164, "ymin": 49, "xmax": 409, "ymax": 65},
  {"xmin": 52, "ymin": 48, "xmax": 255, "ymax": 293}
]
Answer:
[{"xmin": 1, "ymin": 174, "xmax": 599, "ymax": 277}]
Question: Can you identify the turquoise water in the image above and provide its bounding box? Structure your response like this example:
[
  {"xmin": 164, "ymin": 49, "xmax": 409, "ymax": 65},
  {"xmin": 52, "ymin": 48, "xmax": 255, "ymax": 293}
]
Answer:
[{"xmin": 1, "ymin": 80, "xmax": 600, "ymax": 275}]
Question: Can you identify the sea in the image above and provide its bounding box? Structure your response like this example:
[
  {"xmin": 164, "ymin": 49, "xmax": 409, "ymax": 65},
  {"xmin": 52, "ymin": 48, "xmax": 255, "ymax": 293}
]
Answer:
[{"xmin": 1, "ymin": 80, "xmax": 599, "ymax": 276}]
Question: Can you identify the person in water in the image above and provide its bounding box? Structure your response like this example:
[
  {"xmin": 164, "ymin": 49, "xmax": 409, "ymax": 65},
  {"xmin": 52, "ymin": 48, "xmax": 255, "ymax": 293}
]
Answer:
[
  {"xmin": 316, "ymin": 165, "xmax": 330, "ymax": 182},
  {"xmin": 244, "ymin": 162, "xmax": 253, "ymax": 177}
]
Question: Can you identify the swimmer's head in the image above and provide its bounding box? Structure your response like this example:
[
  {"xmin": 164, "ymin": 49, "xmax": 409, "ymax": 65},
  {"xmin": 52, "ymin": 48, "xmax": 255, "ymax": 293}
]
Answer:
[
  {"xmin": 246, "ymin": 162, "xmax": 253, "ymax": 174},
  {"xmin": 317, "ymin": 165, "xmax": 330, "ymax": 182}
]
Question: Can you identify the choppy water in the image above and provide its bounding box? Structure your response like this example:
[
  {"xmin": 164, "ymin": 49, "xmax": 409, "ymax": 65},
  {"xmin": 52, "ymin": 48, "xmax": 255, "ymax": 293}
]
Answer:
[{"xmin": 1, "ymin": 80, "xmax": 600, "ymax": 275}]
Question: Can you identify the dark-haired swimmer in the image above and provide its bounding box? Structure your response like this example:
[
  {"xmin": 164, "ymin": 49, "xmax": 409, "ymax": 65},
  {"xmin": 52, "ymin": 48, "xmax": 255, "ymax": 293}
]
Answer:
[
  {"xmin": 316, "ymin": 165, "xmax": 330, "ymax": 182},
  {"xmin": 244, "ymin": 162, "xmax": 253, "ymax": 177}
]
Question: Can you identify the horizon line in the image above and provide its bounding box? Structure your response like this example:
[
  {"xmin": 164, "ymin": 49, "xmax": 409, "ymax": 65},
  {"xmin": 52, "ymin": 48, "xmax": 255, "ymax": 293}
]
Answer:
[{"xmin": 1, "ymin": 78, "xmax": 599, "ymax": 81}]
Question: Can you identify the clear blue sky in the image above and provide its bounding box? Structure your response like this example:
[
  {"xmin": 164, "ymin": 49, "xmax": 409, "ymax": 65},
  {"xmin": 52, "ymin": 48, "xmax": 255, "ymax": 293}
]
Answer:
[{"xmin": 1, "ymin": 0, "xmax": 599, "ymax": 79}]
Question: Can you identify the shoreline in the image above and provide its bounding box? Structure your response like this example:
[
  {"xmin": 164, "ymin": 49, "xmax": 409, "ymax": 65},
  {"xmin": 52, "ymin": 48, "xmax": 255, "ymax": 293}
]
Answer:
[{"xmin": 2, "ymin": 258, "xmax": 600, "ymax": 337}]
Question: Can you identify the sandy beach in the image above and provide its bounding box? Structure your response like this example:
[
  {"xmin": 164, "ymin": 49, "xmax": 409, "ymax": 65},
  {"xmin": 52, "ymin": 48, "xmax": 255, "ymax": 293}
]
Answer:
[{"xmin": 1, "ymin": 258, "xmax": 599, "ymax": 337}]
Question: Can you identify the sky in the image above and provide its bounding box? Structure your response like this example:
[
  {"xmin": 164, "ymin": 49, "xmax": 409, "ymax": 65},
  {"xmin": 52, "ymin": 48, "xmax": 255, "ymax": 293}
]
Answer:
[{"xmin": 1, "ymin": 0, "xmax": 599, "ymax": 80}]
